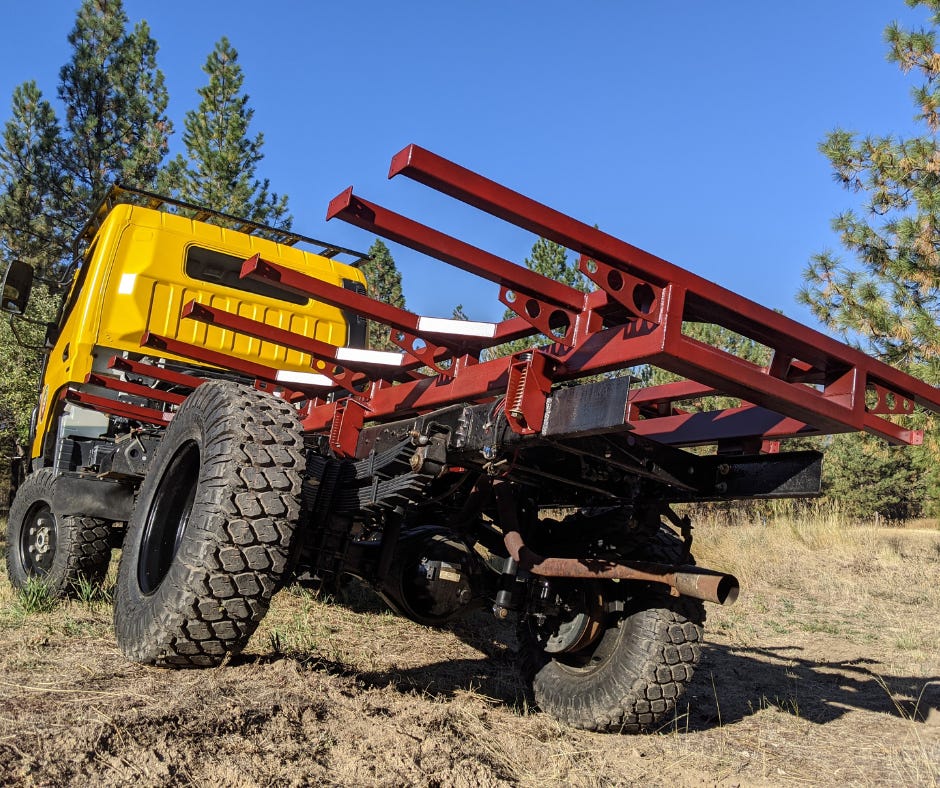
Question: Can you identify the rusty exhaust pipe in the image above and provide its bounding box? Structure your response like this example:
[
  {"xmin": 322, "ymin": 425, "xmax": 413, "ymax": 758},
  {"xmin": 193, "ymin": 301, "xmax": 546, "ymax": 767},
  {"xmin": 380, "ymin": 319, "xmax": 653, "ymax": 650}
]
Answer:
[{"xmin": 503, "ymin": 531, "xmax": 739, "ymax": 606}]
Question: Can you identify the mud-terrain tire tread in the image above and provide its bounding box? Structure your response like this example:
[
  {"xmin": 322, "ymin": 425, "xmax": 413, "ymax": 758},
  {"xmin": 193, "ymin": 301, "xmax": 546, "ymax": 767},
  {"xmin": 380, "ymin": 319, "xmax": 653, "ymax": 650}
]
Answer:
[
  {"xmin": 114, "ymin": 381, "xmax": 304, "ymax": 667},
  {"xmin": 6, "ymin": 468, "xmax": 111, "ymax": 597},
  {"xmin": 518, "ymin": 525, "xmax": 705, "ymax": 733}
]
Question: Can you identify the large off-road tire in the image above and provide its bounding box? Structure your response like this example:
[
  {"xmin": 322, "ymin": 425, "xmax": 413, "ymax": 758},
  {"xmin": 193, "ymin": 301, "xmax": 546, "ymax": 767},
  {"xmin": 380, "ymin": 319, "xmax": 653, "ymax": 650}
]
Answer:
[
  {"xmin": 6, "ymin": 468, "xmax": 111, "ymax": 596},
  {"xmin": 114, "ymin": 381, "xmax": 304, "ymax": 666},
  {"xmin": 518, "ymin": 525, "xmax": 706, "ymax": 733}
]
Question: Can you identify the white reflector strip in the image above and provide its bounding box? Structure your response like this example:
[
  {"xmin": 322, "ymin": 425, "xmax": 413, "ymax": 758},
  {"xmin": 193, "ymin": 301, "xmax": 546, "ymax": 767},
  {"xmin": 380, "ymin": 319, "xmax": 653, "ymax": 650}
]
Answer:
[
  {"xmin": 275, "ymin": 370, "xmax": 335, "ymax": 387},
  {"xmin": 417, "ymin": 316, "xmax": 497, "ymax": 338},
  {"xmin": 117, "ymin": 274, "xmax": 136, "ymax": 295},
  {"xmin": 335, "ymin": 347, "xmax": 404, "ymax": 366}
]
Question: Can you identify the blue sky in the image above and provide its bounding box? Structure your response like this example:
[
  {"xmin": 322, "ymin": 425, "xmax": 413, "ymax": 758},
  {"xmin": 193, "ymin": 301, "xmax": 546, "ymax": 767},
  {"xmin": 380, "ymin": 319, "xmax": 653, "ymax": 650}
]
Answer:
[{"xmin": 0, "ymin": 2, "xmax": 931, "ymax": 329}]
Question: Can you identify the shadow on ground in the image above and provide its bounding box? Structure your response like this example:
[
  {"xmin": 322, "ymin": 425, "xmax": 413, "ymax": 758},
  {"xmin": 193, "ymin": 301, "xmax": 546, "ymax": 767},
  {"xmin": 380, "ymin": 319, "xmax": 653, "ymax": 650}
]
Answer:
[
  {"xmin": 237, "ymin": 613, "xmax": 940, "ymax": 732},
  {"xmin": 681, "ymin": 643, "xmax": 938, "ymax": 730}
]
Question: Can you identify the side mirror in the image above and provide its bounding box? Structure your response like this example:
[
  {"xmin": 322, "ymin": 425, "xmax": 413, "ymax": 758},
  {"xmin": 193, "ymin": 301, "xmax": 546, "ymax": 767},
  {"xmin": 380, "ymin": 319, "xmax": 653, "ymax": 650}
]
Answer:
[{"xmin": 1, "ymin": 260, "xmax": 34, "ymax": 314}]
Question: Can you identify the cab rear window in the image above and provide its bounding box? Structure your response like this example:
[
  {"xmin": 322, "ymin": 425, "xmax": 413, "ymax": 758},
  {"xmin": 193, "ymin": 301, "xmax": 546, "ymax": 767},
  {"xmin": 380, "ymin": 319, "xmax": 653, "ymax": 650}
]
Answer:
[{"xmin": 185, "ymin": 246, "xmax": 308, "ymax": 306}]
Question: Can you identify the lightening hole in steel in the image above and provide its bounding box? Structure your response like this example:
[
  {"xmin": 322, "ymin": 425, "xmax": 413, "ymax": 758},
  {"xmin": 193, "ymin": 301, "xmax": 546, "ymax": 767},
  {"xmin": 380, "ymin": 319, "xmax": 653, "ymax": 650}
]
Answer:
[
  {"xmin": 412, "ymin": 337, "xmax": 427, "ymax": 352},
  {"xmin": 632, "ymin": 283, "xmax": 656, "ymax": 315},
  {"xmin": 333, "ymin": 366, "xmax": 347, "ymax": 380},
  {"xmin": 505, "ymin": 290, "xmax": 516, "ymax": 303},
  {"xmin": 395, "ymin": 331, "xmax": 405, "ymax": 342},
  {"xmin": 585, "ymin": 258, "xmax": 598, "ymax": 274},
  {"xmin": 525, "ymin": 299, "xmax": 541, "ymax": 319},
  {"xmin": 607, "ymin": 270, "xmax": 624, "ymax": 292},
  {"xmin": 315, "ymin": 359, "xmax": 326, "ymax": 370},
  {"xmin": 549, "ymin": 310, "xmax": 571, "ymax": 339}
]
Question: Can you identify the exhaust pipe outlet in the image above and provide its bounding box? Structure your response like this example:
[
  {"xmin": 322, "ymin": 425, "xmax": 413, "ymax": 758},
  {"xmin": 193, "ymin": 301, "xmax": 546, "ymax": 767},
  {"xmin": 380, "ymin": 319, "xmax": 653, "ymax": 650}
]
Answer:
[{"xmin": 673, "ymin": 568, "xmax": 739, "ymax": 606}]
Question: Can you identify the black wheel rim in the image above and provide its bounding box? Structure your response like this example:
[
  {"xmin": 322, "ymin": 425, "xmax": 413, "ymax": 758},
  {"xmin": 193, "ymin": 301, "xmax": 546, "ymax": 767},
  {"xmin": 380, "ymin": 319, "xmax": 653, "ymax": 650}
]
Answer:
[
  {"xmin": 18, "ymin": 501, "xmax": 57, "ymax": 576},
  {"xmin": 527, "ymin": 580, "xmax": 613, "ymax": 672},
  {"xmin": 138, "ymin": 440, "xmax": 200, "ymax": 595}
]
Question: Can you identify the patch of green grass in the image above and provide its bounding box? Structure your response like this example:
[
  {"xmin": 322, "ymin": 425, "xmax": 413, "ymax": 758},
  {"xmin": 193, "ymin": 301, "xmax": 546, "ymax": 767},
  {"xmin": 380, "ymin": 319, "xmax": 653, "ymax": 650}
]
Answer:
[
  {"xmin": 894, "ymin": 632, "xmax": 921, "ymax": 651},
  {"xmin": 70, "ymin": 575, "xmax": 114, "ymax": 608},
  {"xmin": 13, "ymin": 576, "xmax": 58, "ymax": 617}
]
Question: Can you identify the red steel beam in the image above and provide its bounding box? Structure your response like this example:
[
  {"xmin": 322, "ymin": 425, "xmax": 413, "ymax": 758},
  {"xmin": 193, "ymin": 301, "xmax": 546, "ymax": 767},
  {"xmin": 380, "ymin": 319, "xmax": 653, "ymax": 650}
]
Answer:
[
  {"xmin": 85, "ymin": 373, "xmax": 187, "ymax": 406},
  {"xmin": 326, "ymin": 188, "xmax": 587, "ymax": 311},
  {"xmin": 140, "ymin": 332, "xmax": 312, "ymax": 399},
  {"xmin": 63, "ymin": 389, "xmax": 172, "ymax": 426},
  {"xmin": 244, "ymin": 253, "xmax": 564, "ymax": 355},
  {"xmin": 241, "ymin": 254, "xmax": 510, "ymax": 358},
  {"xmin": 108, "ymin": 356, "xmax": 203, "ymax": 389},
  {"xmin": 242, "ymin": 254, "xmax": 426, "ymax": 336},
  {"xmin": 630, "ymin": 404, "xmax": 819, "ymax": 447},
  {"xmin": 628, "ymin": 380, "xmax": 719, "ymax": 410}
]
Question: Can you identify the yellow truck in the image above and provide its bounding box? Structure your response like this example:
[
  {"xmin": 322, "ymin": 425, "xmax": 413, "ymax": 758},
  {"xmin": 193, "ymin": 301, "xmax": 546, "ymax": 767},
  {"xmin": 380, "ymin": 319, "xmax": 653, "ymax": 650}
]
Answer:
[{"xmin": 3, "ymin": 187, "xmax": 367, "ymax": 597}]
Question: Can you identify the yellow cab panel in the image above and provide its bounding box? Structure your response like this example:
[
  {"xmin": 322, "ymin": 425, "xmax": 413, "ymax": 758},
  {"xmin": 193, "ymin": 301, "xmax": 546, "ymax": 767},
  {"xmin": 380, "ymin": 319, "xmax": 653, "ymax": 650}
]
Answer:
[{"xmin": 33, "ymin": 203, "xmax": 366, "ymax": 460}]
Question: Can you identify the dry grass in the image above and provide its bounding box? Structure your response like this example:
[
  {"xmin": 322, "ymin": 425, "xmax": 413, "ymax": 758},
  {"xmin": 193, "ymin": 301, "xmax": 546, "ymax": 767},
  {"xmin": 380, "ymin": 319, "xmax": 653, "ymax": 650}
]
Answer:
[{"xmin": 0, "ymin": 513, "xmax": 937, "ymax": 786}]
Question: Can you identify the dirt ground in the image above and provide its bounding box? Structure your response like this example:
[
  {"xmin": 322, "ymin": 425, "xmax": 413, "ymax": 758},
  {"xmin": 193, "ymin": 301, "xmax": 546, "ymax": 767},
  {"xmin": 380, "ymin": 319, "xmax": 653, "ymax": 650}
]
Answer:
[{"xmin": 0, "ymin": 519, "xmax": 937, "ymax": 787}]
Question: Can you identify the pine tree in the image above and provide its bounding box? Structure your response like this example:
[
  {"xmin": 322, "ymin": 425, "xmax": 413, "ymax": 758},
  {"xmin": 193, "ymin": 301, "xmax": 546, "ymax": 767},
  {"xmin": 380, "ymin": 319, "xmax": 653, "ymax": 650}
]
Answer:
[
  {"xmin": 0, "ymin": 81, "xmax": 67, "ymax": 278},
  {"xmin": 798, "ymin": 1, "xmax": 940, "ymax": 381},
  {"xmin": 158, "ymin": 37, "xmax": 290, "ymax": 228},
  {"xmin": 797, "ymin": 1, "xmax": 940, "ymax": 518},
  {"xmin": 822, "ymin": 432, "xmax": 925, "ymax": 520},
  {"xmin": 0, "ymin": 83, "xmax": 64, "ymax": 448},
  {"xmin": 0, "ymin": 0, "xmax": 168, "ymax": 464},
  {"xmin": 57, "ymin": 0, "xmax": 170, "ymax": 217},
  {"xmin": 359, "ymin": 238, "xmax": 405, "ymax": 351},
  {"xmin": 522, "ymin": 237, "xmax": 592, "ymax": 291}
]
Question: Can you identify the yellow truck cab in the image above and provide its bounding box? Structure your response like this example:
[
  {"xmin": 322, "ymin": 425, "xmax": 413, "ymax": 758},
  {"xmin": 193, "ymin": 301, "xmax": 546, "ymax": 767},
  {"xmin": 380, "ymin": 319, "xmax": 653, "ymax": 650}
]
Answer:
[{"xmin": 2, "ymin": 187, "xmax": 367, "ymax": 594}]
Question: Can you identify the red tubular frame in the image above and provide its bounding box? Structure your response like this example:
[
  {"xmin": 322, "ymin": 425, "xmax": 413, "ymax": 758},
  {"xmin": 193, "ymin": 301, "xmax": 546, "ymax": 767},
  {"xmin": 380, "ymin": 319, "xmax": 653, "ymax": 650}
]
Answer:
[
  {"xmin": 122, "ymin": 144, "xmax": 940, "ymax": 456},
  {"xmin": 316, "ymin": 144, "xmax": 940, "ymax": 446}
]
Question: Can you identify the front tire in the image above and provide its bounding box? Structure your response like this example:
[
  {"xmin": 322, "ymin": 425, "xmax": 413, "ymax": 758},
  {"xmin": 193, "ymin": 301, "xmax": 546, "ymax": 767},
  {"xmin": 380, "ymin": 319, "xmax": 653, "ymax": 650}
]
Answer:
[
  {"xmin": 6, "ymin": 468, "xmax": 111, "ymax": 597},
  {"xmin": 113, "ymin": 381, "xmax": 304, "ymax": 666}
]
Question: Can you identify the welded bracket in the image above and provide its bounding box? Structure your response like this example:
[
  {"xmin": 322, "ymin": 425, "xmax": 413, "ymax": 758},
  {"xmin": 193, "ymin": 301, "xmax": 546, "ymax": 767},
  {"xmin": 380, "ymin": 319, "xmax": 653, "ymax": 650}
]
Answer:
[
  {"xmin": 498, "ymin": 288, "xmax": 579, "ymax": 347},
  {"xmin": 578, "ymin": 254, "xmax": 662, "ymax": 324},
  {"xmin": 505, "ymin": 350, "xmax": 554, "ymax": 434},
  {"xmin": 388, "ymin": 330, "xmax": 457, "ymax": 377},
  {"xmin": 329, "ymin": 398, "xmax": 368, "ymax": 458}
]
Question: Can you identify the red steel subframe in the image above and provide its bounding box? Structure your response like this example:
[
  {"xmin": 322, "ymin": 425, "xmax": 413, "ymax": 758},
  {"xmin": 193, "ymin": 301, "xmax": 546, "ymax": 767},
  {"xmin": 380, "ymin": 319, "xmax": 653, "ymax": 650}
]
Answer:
[{"xmin": 322, "ymin": 143, "xmax": 940, "ymax": 446}]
